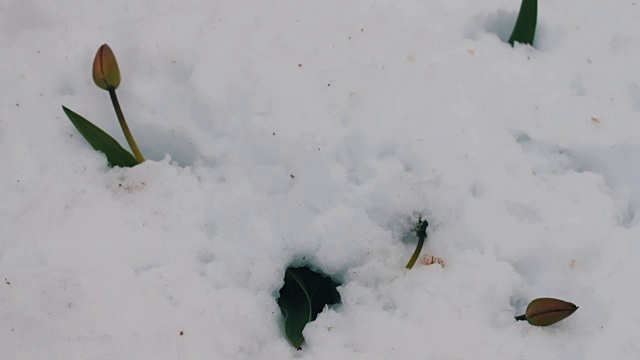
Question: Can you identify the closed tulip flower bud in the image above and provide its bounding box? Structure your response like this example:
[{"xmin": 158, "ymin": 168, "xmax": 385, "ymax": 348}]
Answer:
[
  {"xmin": 92, "ymin": 44, "xmax": 121, "ymax": 90},
  {"xmin": 516, "ymin": 297, "xmax": 578, "ymax": 326}
]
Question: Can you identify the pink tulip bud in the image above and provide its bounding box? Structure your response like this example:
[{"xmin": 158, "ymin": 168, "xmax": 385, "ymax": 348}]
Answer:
[{"xmin": 92, "ymin": 44, "xmax": 121, "ymax": 91}]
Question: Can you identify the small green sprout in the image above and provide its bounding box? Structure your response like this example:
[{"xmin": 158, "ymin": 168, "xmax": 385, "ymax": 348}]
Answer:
[{"xmin": 406, "ymin": 216, "xmax": 429, "ymax": 269}]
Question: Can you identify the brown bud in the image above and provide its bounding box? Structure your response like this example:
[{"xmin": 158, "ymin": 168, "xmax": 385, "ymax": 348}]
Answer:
[
  {"xmin": 92, "ymin": 44, "xmax": 121, "ymax": 90},
  {"xmin": 523, "ymin": 297, "xmax": 578, "ymax": 326}
]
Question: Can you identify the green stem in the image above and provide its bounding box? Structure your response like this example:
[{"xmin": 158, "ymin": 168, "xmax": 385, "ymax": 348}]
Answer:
[
  {"xmin": 515, "ymin": 314, "xmax": 527, "ymax": 321},
  {"xmin": 406, "ymin": 218, "xmax": 428, "ymax": 269},
  {"xmin": 405, "ymin": 234, "xmax": 425, "ymax": 269},
  {"xmin": 108, "ymin": 89, "xmax": 145, "ymax": 163}
]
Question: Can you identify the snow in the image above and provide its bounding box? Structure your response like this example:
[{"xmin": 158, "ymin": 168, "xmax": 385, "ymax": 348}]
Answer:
[{"xmin": 2, "ymin": 0, "xmax": 640, "ymax": 358}]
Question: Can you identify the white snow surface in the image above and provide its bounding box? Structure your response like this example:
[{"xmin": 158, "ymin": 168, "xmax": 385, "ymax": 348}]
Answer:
[{"xmin": 2, "ymin": 1, "xmax": 640, "ymax": 359}]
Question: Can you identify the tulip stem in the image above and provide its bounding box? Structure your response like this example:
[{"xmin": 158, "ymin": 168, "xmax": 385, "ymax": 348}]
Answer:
[
  {"xmin": 406, "ymin": 217, "xmax": 428, "ymax": 269},
  {"xmin": 108, "ymin": 89, "xmax": 145, "ymax": 163},
  {"xmin": 515, "ymin": 314, "xmax": 527, "ymax": 321}
]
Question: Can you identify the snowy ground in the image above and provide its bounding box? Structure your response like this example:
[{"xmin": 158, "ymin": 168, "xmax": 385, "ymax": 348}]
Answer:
[{"xmin": 2, "ymin": 0, "xmax": 640, "ymax": 359}]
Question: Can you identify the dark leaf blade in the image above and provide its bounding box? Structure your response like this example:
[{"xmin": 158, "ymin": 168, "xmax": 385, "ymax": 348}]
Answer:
[
  {"xmin": 278, "ymin": 269, "xmax": 313, "ymax": 348},
  {"xmin": 277, "ymin": 267, "xmax": 341, "ymax": 349},
  {"xmin": 508, "ymin": 0, "xmax": 537, "ymax": 46},
  {"xmin": 62, "ymin": 106, "xmax": 138, "ymax": 167},
  {"xmin": 308, "ymin": 273, "xmax": 341, "ymax": 320}
]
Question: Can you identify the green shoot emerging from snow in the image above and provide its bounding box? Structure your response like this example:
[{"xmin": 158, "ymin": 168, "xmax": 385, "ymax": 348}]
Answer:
[
  {"xmin": 277, "ymin": 266, "xmax": 341, "ymax": 349},
  {"xmin": 508, "ymin": 0, "xmax": 537, "ymax": 46},
  {"xmin": 406, "ymin": 216, "xmax": 429, "ymax": 269}
]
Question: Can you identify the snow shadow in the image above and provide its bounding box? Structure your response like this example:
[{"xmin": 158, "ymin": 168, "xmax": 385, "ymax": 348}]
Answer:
[
  {"xmin": 138, "ymin": 125, "xmax": 199, "ymax": 167},
  {"xmin": 513, "ymin": 131, "xmax": 637, "ymax": 227},
  {"xmin": 465, "ymin": 9, "xmax": 546, "ymax": 49},
  {"xmin": 465, "ymin": 10, "xmax": 517, "ymax": 43}
]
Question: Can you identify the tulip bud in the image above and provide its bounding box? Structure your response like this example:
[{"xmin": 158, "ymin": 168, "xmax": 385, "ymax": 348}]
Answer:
[
  {"xmin": 92, "ymin": 44, "xmax": 121, "ymax": 90},
  {"xmin": 516, "ymin": 297, "xmax": 578, "ymax": 326}
]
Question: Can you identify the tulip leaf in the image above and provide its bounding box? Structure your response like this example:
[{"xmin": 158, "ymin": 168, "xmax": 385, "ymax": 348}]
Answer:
[
  {"xmin": 277, "ymin": 266, "xmax": 341, "ymax": 349},
  {"xmin": 62, "ymin": 106, "xmax": 139, "ymax": 167},
  {"xmin": 508, "ymin": 0, "xmax": 537, "ymax": 46}
]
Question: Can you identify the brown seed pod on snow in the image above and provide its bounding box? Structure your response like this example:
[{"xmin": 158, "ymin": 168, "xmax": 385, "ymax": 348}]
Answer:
[
  {"xmin": 516, "ymin": 298, "xmax": 578, "ymax": 326},
  {"xmin": 421, "ymin": 253, "xmax": 445, "ymax": 267}
]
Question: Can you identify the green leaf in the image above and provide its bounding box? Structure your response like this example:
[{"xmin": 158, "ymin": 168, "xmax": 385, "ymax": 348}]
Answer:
[
  {"xmin": 508, "ymin": 0, "xmax": 537, "ymax": 46},
  {"xmin": 62, "ymin": 106, "xmax": 139, "ymax": 167},
  {"xmin": 277, "ymin": 266, "xmax": 341, "ymax": 349}
]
